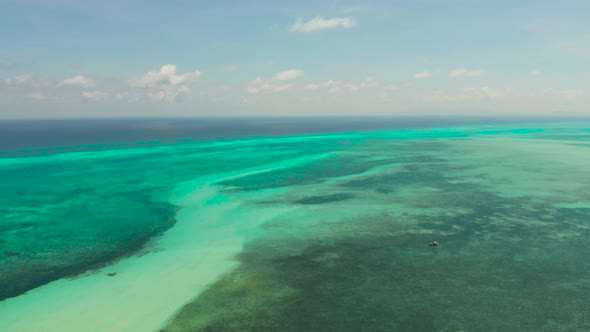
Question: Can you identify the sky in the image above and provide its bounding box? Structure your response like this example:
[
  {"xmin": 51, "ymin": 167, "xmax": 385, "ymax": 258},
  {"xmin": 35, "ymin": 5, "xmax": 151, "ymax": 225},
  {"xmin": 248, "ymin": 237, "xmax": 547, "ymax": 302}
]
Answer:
[{"xmin": 0, "ymin": 0, "xmax": 589, "ymax": 118}]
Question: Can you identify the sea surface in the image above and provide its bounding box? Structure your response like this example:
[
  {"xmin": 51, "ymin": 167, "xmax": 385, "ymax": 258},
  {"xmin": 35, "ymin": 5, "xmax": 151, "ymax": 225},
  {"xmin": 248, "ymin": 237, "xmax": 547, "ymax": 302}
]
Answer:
[{"xmin": 1, "ymin": 117, "xmax": 590, "ymax": 331}]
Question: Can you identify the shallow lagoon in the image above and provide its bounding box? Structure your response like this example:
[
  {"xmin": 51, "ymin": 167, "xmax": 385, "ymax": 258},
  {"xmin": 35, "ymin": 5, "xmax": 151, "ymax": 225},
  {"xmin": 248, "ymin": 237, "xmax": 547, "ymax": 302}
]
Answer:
[{"xmin": 1, "ymin": 121, "xmax": 590, "ymax": 331}]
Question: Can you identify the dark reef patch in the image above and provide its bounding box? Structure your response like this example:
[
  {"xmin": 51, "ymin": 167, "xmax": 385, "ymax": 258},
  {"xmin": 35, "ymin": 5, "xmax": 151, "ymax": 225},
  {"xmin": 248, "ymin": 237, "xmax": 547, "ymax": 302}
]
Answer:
[{"xmin": 293, "ymin": 193, "xmax": 355, "ymax": 205}]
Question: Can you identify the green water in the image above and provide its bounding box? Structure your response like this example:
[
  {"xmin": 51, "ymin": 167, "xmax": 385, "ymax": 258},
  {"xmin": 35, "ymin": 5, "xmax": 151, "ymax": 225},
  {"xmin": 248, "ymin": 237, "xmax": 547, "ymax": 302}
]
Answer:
[{"xmin": 2, "ymin": 122, "xmax": 590, "ymax": 331}]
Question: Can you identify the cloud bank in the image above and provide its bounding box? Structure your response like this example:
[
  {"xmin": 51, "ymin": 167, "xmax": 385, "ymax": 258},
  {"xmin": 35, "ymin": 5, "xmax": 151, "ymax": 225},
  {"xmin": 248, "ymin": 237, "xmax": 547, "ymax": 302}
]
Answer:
[
  {"xmin": 60, "ymin": 75, "xmax": 95, "ymax": 88},
  {"xmin": 449, "ymin": 69, "xmax": 484, "ymax": 78},
  {"xmin": 247, "ymin": 69, "xmax": 304, "ymax": 94},
  {"xmin": 290, "ymin": 17, "xmax": 356, "ymax": 32},
  {"xmin": 414, "ymin": 71, "xmax": 432, "ymax": 79},
  {"xmin": 128, "ymin": 64, "xmax": 202, "ymax": 102}
]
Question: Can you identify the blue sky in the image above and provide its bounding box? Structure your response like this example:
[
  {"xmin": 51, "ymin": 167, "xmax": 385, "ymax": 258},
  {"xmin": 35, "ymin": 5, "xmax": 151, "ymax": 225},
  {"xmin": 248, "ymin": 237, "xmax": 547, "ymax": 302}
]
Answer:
[{"xmin": 1, "ymin": 0, "xmax": 589, "ymax": 117}]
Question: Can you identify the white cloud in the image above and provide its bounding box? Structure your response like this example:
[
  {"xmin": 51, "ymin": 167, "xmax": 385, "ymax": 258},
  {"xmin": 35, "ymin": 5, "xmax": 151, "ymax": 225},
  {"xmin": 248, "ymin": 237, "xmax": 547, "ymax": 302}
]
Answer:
[
  {"xmin": 4, "ymin": 74, "xmax": 34, "ymax": 86},
  {"xmin": 222, "ymin": 65, "xmax": 239, "ymax": 72},
  {"xmin": 147, "ymin": 86, "xmax": 191, "ymax": 102},
  {"xmin": 306, "ymin": 80, "xmax": 336, "ymax": 90},
  {"xmin": 543, "ymin": 88, "xmax": 581, "ymax": 101},
  {"xmin": 273, "ymin": 69, "xmax": 304, "ymax": 81},
  {"xmin": 115, "ymin": 91, "xmax": 130, "ymax": 100},
  {"xmin": 247, "ymin": 77, "xmax": 293, "ymax": 94},
  {"xmin": 290, "ymin": 16, "xmax": 356, "ymax": 32},
  {"xmin": 360, "ymin": 76, "xmax": 379, "ymax": 88},
  {"xmin": 414, "ymin": 71, "xmax": 432, "ymax": 79},
  {"xmin": 449, "ymin": 68, "xmax": 484, "ymax": 78},
  {"xmin": 247, "ymin": 69, "xmax": 304, "ymax": 94},
  {"xmin": 307, "ymin": 81, "xmax": 338, "ymax": 92},
  {"xmin": 82, "ymin": 90, "xmax": 108, "ymax": 100},
  {"xmin": 306, "ymin": 77, "xmax": 378, "ymax": 93},
  {"xmin": 328, "ymin": 82, "xmax": 359, "ymax": 93},
  {"xmin": 130, "ymin": 64, "xmax": 202, "ymax": 88},
  {"xmin": 60, "ymin": 75, "xmax": 95, "ymax": 88},
  {"xmin": 24, "ymin": 91, "xmax": 62, "ymax": 102},
  {"xmin": 14, "ymin": 74, "xmax": 33, "ymax": 85},
  {"xmin": 424, "ymin": 87, "xmax": 510, "ymax": 103},
  {"xmin": 129, "ymin": 64, "xmax": 202, "ymax": 102},
  {"xmin": 4, "ymin": 74, "xmax": 53, "ymax": 92},
  {"xmin": 29, "ymin": 92, "xmax": 46, "ymax": 101},
  {"xmin": 531, "ymin": 69, "xmax": 541, "ymax": 75}
]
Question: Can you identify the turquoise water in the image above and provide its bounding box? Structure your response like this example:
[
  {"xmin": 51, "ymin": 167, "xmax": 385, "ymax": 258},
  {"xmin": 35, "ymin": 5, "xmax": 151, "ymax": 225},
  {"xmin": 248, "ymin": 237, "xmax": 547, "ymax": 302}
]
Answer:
[{"xmin": 2, "ymin": 120, "xmax": 590, "ymax": 331}]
